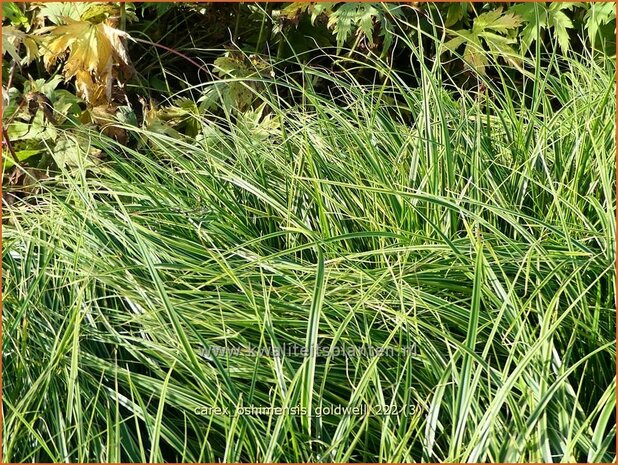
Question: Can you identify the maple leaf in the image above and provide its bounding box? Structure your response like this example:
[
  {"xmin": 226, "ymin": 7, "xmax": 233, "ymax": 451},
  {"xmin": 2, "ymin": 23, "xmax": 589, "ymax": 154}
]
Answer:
[
  {"xmin": 35, "ymin": 2, "xmax": 120, "ymax": 25},
  {"xmin": 510, "ymin": 3, "xmax": 577, "ymax": 54},
  {"xmin": 52, "ymin": 135, "xmax": 98, "ymax": 170},
  {"xmin": 328, "ymin": 3, "xmax": 380, "ymax": 48},
  {"xmin": 2, "ymin": 26, "xmax": 39, "ymax": 65},
  {"xmin": 444, "ymin": 3, "xmax": 473, "ymax": 27},
  {"xmin": 36, "ymin": 2, "xmax": 93, "ymax": 24},
  {"xmin": 444, "ymin": 8, "xmax": 522, "ymax": 75},
  {"xmin": 280, "ymin": 2, "xmax": 335, "ymax": 26},
  {"xmin": 584, "ymin": 3, "xmax": 616, "ymax": 48},
  {"xmin": 74, "ymin": 70, "xmax": 106, "ymax": 105},
  {"xmin": 42, "ymin": 19, "xmax": 129, "ymax": 76},
  {"xmin": 327, "ymin": 4, "xmax": 362, "ymax": 47},
  {"xmin": 472, "ymin": 8, "xmax": 522, "ymax": 34},
  {"xmin": 326, "ymin": 3, "xmax": 404, "ymax": 54},
  {"xmin": 39, "ymin": 18, "xmax": 131, "ymax": 104},
  {"xmin": 2, "ymin": 26, "xmax": 26, "ymax": 63},
  {"xmin": 210, "ymin": 52, "xmax": 272, "ymax": 112}
]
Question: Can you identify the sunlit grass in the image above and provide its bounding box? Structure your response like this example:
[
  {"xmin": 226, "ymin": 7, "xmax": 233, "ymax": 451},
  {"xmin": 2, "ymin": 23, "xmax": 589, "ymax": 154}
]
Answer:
[{"xmin": 2, "ymin": 31, "xmax": 616, "ymax": 462}]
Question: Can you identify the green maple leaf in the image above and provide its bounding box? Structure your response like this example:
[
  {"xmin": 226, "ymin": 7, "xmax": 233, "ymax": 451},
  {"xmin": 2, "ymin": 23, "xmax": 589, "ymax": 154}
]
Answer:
[
  {"xmin": 328, "ymin": 4, "xmax": 364, "ymax": 47},
  {"xmin": 356, "ymin": 5, "xmax": 380, "ymax": 44},
  {"xmin": 327, "ymin": 3, "xmax": 395, "ymax": 49},
  {"xmin": 280, "ymin": 2, "xmax": 335, "ymax": 25},
  {"xmin": 211, "ymin": 53, "xmax": 272, "ymax": 112},
  {"xmin": 444, "ymin": 7, "xmax": 522, "ymax": 74},
  {"xmin": 444, "ymin": 3, "xmax": 472, "ymax": 28},
  {"xmin": 473, "ymin": 8, "xmax": 522, "ymax": 34},
  {"xmin": 584, "ymin": 3, "xmax": 616, "ymax": 48},
  {"xmin": 510, "ymin": 3, "xmax": 577, "ymax": 54},
  {"xmin": 325, "ymin": 3, "xmax": 405, "ymax": 56}
]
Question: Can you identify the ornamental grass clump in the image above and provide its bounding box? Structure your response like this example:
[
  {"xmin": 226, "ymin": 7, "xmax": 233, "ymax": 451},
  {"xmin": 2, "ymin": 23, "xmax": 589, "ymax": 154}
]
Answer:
[{"xmin": 2, "ymin": 31, "xmax": 616, "ymax": 463}]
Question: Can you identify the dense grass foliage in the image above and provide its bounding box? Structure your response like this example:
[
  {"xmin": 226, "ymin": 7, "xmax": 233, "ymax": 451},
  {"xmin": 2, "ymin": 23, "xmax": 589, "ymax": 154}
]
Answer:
[{"xmin": 3, "ymin": 34, "xmax": 616, "ymax": 461}]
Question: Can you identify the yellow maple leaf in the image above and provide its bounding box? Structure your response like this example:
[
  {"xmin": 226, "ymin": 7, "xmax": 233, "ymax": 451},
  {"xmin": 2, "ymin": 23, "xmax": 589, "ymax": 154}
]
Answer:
[
  {"xmin": 40, "ymin": 18, "xmax": 131, "ymax": 103},
  {"xmin": 3, "ymin": 26, "xmax": 39, "ymax": 65},
  {"xmin": 74, "ymin": 69, "xmax": 107, "ymax": 105}
]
